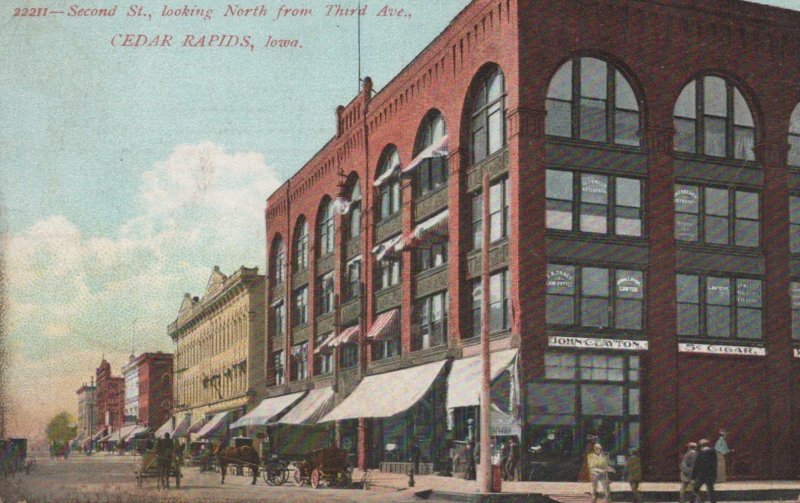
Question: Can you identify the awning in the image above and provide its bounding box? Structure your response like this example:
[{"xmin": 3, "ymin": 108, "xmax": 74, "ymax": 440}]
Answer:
[
  {"xmin": 229, "ymin": 392, "xmax": 306, "ymax": 429},
  {"xmin": 98, "ymin": 432, "xmax": 114, "ymax": 443},
  {"xmin": 409, "ymin": 210, "xmax": 449, "ymax": 247},
  {"xmin": 321, "ymin": 360, "xmax": 447, "ymax": 421},
  {"xmin": 402, "ymin": 135, "xmax": 449, "ymax": 174},
  {"xmin": 171, "ymin": 416, "xmax": 193, "ymax": 438},
  {"xmin": 373, "ymin": 162, "xmax": 401, "ymax": 187},
  {"xmin": 446, "ymin": 349, "xmax": 518, "ymax": 410},
  {"xmin": 197, "ymin": 411, "xmax": 232, "ymax": 439},
  {"xmin": 274, "ymin": 387, "xmax": 335, "ymax": 425},
  {"xmin": 313, "ymin": 331, "xmax": 339, "ymax": 354},
  {"xmin": 91, "ymin": 427, "xmax": 108, "ymax": 441},
  {"xmin": 328, "ymin": 325, "xmax": 360, "ymax": 348},
  {"xmin": 155, "ymin": 418, "xmax": 174, "ymax": 439},
  {"xmin": 127, "ymin": 426, "xmax": 150, "ymax": 441},
  {"xmin": 106, "ymin": 425, "xmax": 139, "ymax": 443},
  {"xmin": 372, "ymin": 234, "xmax": 405, "ymax": 261},
  {"xmin": 366, "ymin": 309, "xmax": 399, "ymax": 341}
]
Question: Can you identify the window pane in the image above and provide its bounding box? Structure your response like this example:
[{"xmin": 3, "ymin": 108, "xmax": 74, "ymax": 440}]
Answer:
[
  {"xmin": 616, "ymin": 178, "xmax": 641, "ymax": 208},
  {"xmin": 790, "ymin": 136, "xmax": 800, "ymax": 167},
  {"xmin": 580, "ymin": 98, "xmax": 607, "ymax": 142},
  {"xmin": 548, "ymin": 62, "xmax": 573, "ymax": 99},
  {"xmin": 705, "ymin": 216, "xmax": 729, "ymax": 244},
  {"xmin": 472, "ymin": 120, "xmax": 486, "ymax": 163},
  {"xmin": 581, "ymin": 58, "xmax": 607, "ymax": 99},
  {"xmin": 735, "ymin": 220, "xmax": 759, "ymax": 247},
  {"xmin": 707, "ymin": 306, "xmax": 731, "ymax": 338},
  {"xmin": 675, "ymin": 119, "xmax": 696, "ymax": 153},
  {"xmin": 678, "ymin": 304, "xmax": 700, "ymax": 335},
  {"xmin": 790, "ymin": 196, "xmax": 800, "ymax": 224},
  {"xmin": 674, "ymin": 83, "xmax": 697, "ymax": 119},
  {"xmin": 582, "ymin": 268, "xmax": 609, "ymax": 296},
  {"xmin": 733, "ymin": 88, "xmax": 754, "ymax": 127},
  {"xmin": 675, "ymin": 185, "xmax": 699, "ymax": 213},
  {"xmin": 677, "ymin": 274, "xmax": 699, "ymax": 303},
  {"xmin": 706, "ymin": 187, "xmax": 729, "ymax": 216},
  {"xmin": 734, "ymin": 127, "xmax": 755, "ymax": 161},
  {"xmin": 707, "ymin": 277, "xmax": 731, "ymax": 305},
  {"xmin": 546, "ymin": 99, "xmax": 572, "ymax": 137},
  {"xmin": 488, "ymin": 71, "xmax": 504, "ymax": 102},
  {"xmin": 737, "ymin": 308, "xmax": 762, "ymax": 339},
  {"xmin": 581, "ymin": 174, "xmax": 608, "ymax": 204},
  {"xmin": 616, "ymin": 299, "xmax": 642, "ymax": 330},
  {"xmin": 547, "ymin": 265, "xmax": 576, "ymax": 294},
  {"xmin": 616, "ymin": 270, "xmax": 643, "ymax": 299},
  {"xmin": 547, "ymin": 200, "xmax": 573, "ymax": 230},
  {"xmin": 581, "ymin": 298, "xmax": 610, "ymax": 328},
  {"xmin": 615, "ymin": 71, "xmax": 638, "ymax": 110},
  {"xmin": 629, "ymin": 389, "xmax": 640, "ymax": 415},
  {"xmin": 615, "ymin": 110, "xmax": 639, "ymax": 146},
  {"xmin": 615, "ymin": 208, "xmax": 642, "ymax": 236},
  {"xmin": 547, "ymin": 170, "xmax": 573, "ymax": 200},
  {"xmin": 675, "ymin": 214, "xmax": 698, "ymax": 241},
  {"xmin": 737, "ymin": 279, "xmax": 762, "ymax": 308},
  {"xmin": 581, "ymin": 384, "xmax": 623, "ymax": 416},
  {"xmin": 547, "ymin": 296, "xmax": 574, "ymax": 325},
  {"xmin": 580, "ymin": 204, "xmax": 607, "ymax": 233},
  {"xmin": 735, "ymin": 192, "xmax": 759, "ymax": 219},
  {"xmin": 704, "ymin": 76, "xmax": 727, "ymax": 117},
  {"xmin": 544, "ymin": 354, "xmax": 577, "ymax": 380},
  {"xmin": 490, "ymin": 182, "xmax": 503, "ymax": 213},
  {"xmin": 488, "ymin": 106, "xmax": 504, "ymax": 154},
  {"xmin": 704, "ymin": 116, "xmax": 727, "ymax": 157}
]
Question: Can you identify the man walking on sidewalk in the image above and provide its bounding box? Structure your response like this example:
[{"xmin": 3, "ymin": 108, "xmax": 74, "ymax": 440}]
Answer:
[
  {"xmin": 692, "ymin": 439, "xmax": 717, "ymax": 503},
  {"xmin": 680, "ymin": 442, "xmax": 698, "ymax": 503}
]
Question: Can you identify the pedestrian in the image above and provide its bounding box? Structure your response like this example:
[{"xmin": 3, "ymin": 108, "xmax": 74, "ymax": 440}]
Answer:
[
  {"xmin": 680, "ymin": 442, "xmax": 698, "ymax": 503},
  {"xmin": 692, "ymin": 439, "xmax": 717, "ymax": 503},
  {"xmin": 155, "ymin": 432, "xmax": 174, "ymax": 489},
  {"xmin": 578, "ymin": 434, "xmax": 598, "ymax": 482},
  {"xmin": 410, "ymin": 436, "xmax": 421, "ymax": 475},
  {"xmin": 624, "ymin": 448, "xmax": 642, "ymax": 503},
  {"xmin": 465, "ymin": 440, "xmax": 477, "ymax": 481},
  {"xmin": 499, "ymin": 439, "xmax": 510, "ymax": 480},
  {"xmin": 505, "ymin": 437, "xmax": 519, "ymax": 481},
  {"xmin": 587, "ymin": 443, "xmax": 615, "ymax": 503},
  {"xmin": 714, "ymin": 430, "xmax": 731, "ymax": 483}
]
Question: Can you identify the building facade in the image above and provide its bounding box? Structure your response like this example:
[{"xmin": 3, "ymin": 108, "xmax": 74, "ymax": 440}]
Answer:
[
  {"xmin": 121, "ymin": 352, "xmax": 174, "ymax": 428},
  {"xmin": 75, "ymin": 382, "xmax": 96, "ymax": 441},
  {"xmin": 95, "ymin": 360, "xmax": 125, "ymax": 433},
  {"xmin": 169, "ymin": 266, "xmax": 265, "ymax": 436},
  {"xmin": 121, "ymin": 355, "xmax": 140, "ymax": 425},
  {"xmin": 261, "ymin": 0, "xmax": 800, "ymax": 480}
]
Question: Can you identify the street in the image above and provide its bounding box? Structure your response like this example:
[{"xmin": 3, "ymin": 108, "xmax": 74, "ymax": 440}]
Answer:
[{"xmin": 0, "ymin": 452, "xmax": 423, "ymax": 503}]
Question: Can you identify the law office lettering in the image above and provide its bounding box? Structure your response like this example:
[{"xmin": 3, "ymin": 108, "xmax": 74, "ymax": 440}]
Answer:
[
  {"xmin": 546, "ymin": 269, "xmax": 574, "ymax": 288},
  {"xmin": 548, "ymin": 336, "xmax": 648, "ymax": 351},
  {"xmin": 679, "ymin": 343, "xmax": 766, "ymax": 356}
]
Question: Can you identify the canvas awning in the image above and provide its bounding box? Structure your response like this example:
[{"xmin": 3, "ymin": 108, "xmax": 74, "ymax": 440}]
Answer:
[
  {"xmin": 446, "ymin": 349, "xmax": 518, "ymax": 410},
  {"xmin": 171, "ymin": 416, "xmax": 194, "ymax": 438},
  {"xmin": 327, "ymin": 325, "xmax": 360, "ymax": 349},
  {"xmin": 313, "ymin": 331, "xmax": 339, "ymax": 354},
  {"xmin": 409, "ymin": 210, "xmax": 449, "ymax": 247},
  {"xmin": 155, "ymin": 418, "xmax": 174, "ymax": 439},
  {"xmin": 274, "ymin": 387, "xmax": 335, "ymax": 425},
  {"xmin": 91, "ymin": 427, "xmax": 108, "ymax": 441},
  {"xmin": 402, "ymin": 135, "xmax": 449, "ymax": 174},
  {"xmin": 229, "ymin": 392, "xmax": 306, "ymax": 429},
  {"xmin": 372, "ymin": 234, "xmax": 405, "ymax": 261},
  {"xmin": 106, "ymin": 424, "xmax": 138, "ymax": 443},
  {"xmin": 365, "ymin": 309, "xmax": 399, "ymax": 341},
  {"xmin": 321, "ymin": 360, "xmax": 447, "ymax": 422},
  {"xmin": 373, "ymin": 162, "xmax": 401, "ymax": 187},
  {"xmin": 197, "ymin": 411, "xmax": 232, "ymax": 439},
  {"xmin": 126, "ymin": 426, "xmax": 150, "ymax": 441}
]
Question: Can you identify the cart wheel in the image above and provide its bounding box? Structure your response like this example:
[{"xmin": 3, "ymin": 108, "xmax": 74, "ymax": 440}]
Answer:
[
  {"xmin": 293, "ymin": 468, "xmax": 305, "ymax": 486},
  {"xmin": 310, "ymin": 469, "xmax": 321, "ymax": 489},
  {"xmin": 262, "ymin": 466, "xmax": 272, "ymax": 485}
]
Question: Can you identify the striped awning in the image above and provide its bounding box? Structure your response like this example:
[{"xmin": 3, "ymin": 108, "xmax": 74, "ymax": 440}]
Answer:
[
  {"xmin": 313, "ymin": 332, "xmax": 339, "ymax": 354},
  {"xmin": 196, "ymin": 411, "xmax": 231, "ymax": 439},
  {"xmin": 155, "ymin": 418, "xmax": 174, "ymax": 439},
  {"xmin": 372, "ymin": 234, "xmax": 405, "ymax": 261},
  {"xmin": 373, "ymin": 162, "xmax": 401, "ymax": 187},
  {"xmin": 328, "ymin": 325, "xmax": 360, "ymax": 348},
  {"xmin": 366, "ymin": 309, "xmax": 400, "ymax": 341},
  {"xmin": 410, "ymin": 209, "xmax": 449, "ymax": 247},
  {"xmin": 91, "ymin": 427, "xmax": 108, "ymax": 441},
  {"xmin": 402, "ymin": 135, "xmax": 449, "ymax": 174},
  {"xmin": 171, "ymin": 416, "xmax": 193, "ymax": 438}
]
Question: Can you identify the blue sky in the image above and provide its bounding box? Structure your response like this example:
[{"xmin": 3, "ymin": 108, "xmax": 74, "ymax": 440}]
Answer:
[{"xmin": 0, "ymin": 0, "xmax": 795, "ymax": 438}]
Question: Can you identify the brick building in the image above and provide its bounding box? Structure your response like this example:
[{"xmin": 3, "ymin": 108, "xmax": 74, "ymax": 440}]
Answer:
[
  {"xmin": 75, "ymin": 382, "xmax": 96, "ymax": 442},
  {"xmin": 260, "ymin": 0, "xmax": 800, "ymax": 480},
  {"xmin": 121, "ymin": 352, "xmax": 174, "ymax": 428},
  {"xmin": 95, "ymin": 360, "xmax": 124, "ymax": 433}
]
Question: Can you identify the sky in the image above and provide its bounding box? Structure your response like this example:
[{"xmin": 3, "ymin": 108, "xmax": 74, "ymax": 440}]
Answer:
[{"xmin": 0, "ymin": 0, "xmax": 796, "ymax": 439}]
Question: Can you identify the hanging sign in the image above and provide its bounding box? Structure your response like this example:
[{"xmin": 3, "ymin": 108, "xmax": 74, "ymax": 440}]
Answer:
[
  {"xmin": 548, "ymin": 336, "xmax": 648, "ymax": 351},
  {"xmin": 679, "ymin": 343, "xmax": 765, "ymax": 356}
]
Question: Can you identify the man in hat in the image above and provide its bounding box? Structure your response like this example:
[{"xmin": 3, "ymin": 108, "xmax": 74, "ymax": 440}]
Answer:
[
  {"xmin": 680, "ymin": 442, "xmax": 698, "ymax": 503},
  {"xmin": 692, "ymin": 439, "xmax": 717, "ymax": 503}
]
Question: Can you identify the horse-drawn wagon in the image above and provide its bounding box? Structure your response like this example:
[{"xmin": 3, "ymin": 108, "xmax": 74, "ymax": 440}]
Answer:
[
  {"xmin": 135, "ymin": 448, "xmax": 181, "ymax": 488},
  {"xmin": 293, "ymin": 447, "xmax": 352, "ymax": 489}
]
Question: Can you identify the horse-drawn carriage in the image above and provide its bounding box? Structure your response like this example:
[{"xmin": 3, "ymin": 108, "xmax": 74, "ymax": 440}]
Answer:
[
  {"xmin": 293, "ymin": 447, "xmax": 352, "ymax": 489},
  {"xmin": 135, "ymin": 448, "xmax": 182, "ymax": 488},
  {"xmin": 1, "ymin": 438, "xmax": 33, "ymax": 478}
]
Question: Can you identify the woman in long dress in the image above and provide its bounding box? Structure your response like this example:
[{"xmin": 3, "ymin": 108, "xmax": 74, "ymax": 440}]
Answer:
[{"xmin": 715, "ymin": 430, "xmax": 730, "ymax": 482}]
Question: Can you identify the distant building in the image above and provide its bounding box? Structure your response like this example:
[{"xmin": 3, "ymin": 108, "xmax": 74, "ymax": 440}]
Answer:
[
  {"xmin": 131, "ymin": 352, "xmax": 174, "ymax": 428},
  {"xmin": 95, "ymin": 360, "xmax": 124, "ymax": 433},
  {"xmin": 168, "ymin": 266, "xmax": 265, "ymax": 440},
  {"xmin": 75, "ymin": 382, "xmax": 96, "ymax": 441},
  {"xmin": 121, "ymin": 355, "xmax": 140, "ymax": 425}
]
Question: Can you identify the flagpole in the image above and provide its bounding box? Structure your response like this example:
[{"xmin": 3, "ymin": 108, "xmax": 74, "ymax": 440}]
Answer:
[{"xmin": 357, "ymin": 0, "xmax": 362, "ymax": 92}]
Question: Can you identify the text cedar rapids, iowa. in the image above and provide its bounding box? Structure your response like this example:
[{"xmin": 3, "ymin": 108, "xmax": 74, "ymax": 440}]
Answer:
[{"xmin": 110, "ymin": 33, "xmax": 301, "ymax": 50}]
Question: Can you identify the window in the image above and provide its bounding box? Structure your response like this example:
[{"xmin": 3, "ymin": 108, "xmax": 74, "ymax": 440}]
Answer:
[
  {"xmin": 546, "ymin": 57, "xmax": 641, "ymax": 146},
  {"xmin": 471, "ymin": 68, "xmax": 506, "ymax": 164},
  {"xmin": 790, "ymin": 105, "xmax": 800, "ymax": 167},
  {"xmin": 272, "ymin": 351, "xmax": 285, "ymax": 385},
  {"xmin": 673, "ymin": 76, "xmax": 755, "ymax": 160},
  {"xmin": 792, "ymin": 282, "xmax": 800, "ymax": 340},
  {"xmin": 377, "ymin": 149, "xmax": 401, "ymax": 220},
  {"xmin": 373, "ymin": 336, "xmax": 401, "ymax": 361},
  {"xmin": 416, "ymin": 239, "xmax": 448, "ymax": 272},
  {"xmin": 340, "ymin": 343, "xmax": 358, "ymax": 369},
  {"xmin": 546, "ymin": 264, "xmax": 644, "ymax": 330},
  {"xmin": 315, "ymin": 334, "xmax": 333, "ymax": 375},
  {"xmin": 414, "ymin": 291, "xmax": 448, "ymax": 350},
  {"xmin": 293, "ymin": 219, "xmax": 309, "ymax": 270},
  {"xmin": 291, "ymin": 343, "xmax": 308, "ymax": 381},
  {"xmin": 272, "ymin": 301, "xmax": 285, "ymax": 337},
  {"xmin": 346, "ymin": 183, "xmax": 362, "ymax": 241},
  {"xmin": 345, "ymin": 257, "xmax": 362, "ymax": 301},
  {"xmin": 272, "ymin": 238, "xmax": 286, "ymax": 284},
  {"xmin": 292, "ymin": 286, "xmax": 308, "ymax": 326},
  {"xmin": 318, "ymin": 200, "xmax": 335, "ymax": 256},
  {"xmin": 546, "ymin": 170, "xmax": 643, "ymax": 236},
  {"xmin": 470, "ymin": 269, "xmax": 510, "ymax": 337},
  {"xmin": 416, "ymin": 112, "xmax": 448, "ymax": 196},
  {"xmin": 471, "ymin": 177, "xmax": 510, "ymax": 249},
  {"xmin": 318, "ymin": 272, "xmax": 334, "ymax": 315},
  {"xmin": 377, "ymin": 255, "xmax": 400, "ymax": 290},
  {"xmin": 791, "ymin": 196, "xmax": 800, "ymax": 254},
  {"xmin": 674, "ymin": 185, "xmax": 760, "ymax": 247},
  {"xmin": 676, "ymin": 274, "xmax": 763, "ymax": 339}
]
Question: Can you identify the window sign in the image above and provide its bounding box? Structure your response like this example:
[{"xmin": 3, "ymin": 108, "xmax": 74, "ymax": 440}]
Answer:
[
  {"xmin": 616, "ymin": 272, "xmax": 643, "ymax": 298},
  {"xmin": 547, "ymin": 266, "xmax": 576, "ymax": 292},
  {"xmin": 674, "ymin": 186, "xmax": 699, "ymax": 212},
  {"xmin": 707, "ymin": 278, "xmax": 731, "ymax": 305},
  {"xmin": 736, "ymin": 279, "xmax": 762, "ymax": 307}
]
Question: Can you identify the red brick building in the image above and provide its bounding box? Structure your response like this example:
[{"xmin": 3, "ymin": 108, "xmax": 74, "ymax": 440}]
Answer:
[
  {"xmin": 260, "ymin": 0, "xmax": 800, "ymax": 480},
  {"xmin": 95, "ymin": 360, "xmax": 125, "ymax": 433},
  {"xmin": 131, "ymin": 352, "xmax": 174, "ymax": 428}
]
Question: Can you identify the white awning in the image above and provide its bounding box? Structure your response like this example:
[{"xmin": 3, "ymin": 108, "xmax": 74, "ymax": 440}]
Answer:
[
  {"xmin": 107, "ymin": 424, "xmax": 138, "ymax": 443},
  {"xmin": 373, "ymin": 162, "xmax": 401, "ymax": 187},
  {"xmin": 274, "ymin": 387, "xmax": 335, "ymax": 425},
  {"xmin": 321, "ymin": 360, "xmax": 446, "ymax": 422},
  {"xmin": 91, "ymin": 427, "xmax": 108, "ymax": 441},
  {"xmin": 197, "ymin": 411, "xmax": 231, "ymax": 439},
  {"xmin": 229, "ymin": 392, "xmax": 306, "ymax": 429},
  {"xmin": 402, "ymin": 135, "xmax": 449, "ymax": 174},
  {"xmin": 365, "ymin": 309, "xmax": 399, "ymax": 341},
  {"xmin": 155, "ymin": 418, "xmax": 174, "ymax": 439},
  {"xmin": 372, "ymin": 234, "xmax": 405, "ymax": 261},
  {"xmin": 446, "ymin": 349, "xmax": 518, "ymax": 410},
  {"xmin": 410, "ymin": 210, "xmax": 449, "ymax": 247},
  {"xmin": 124, "ymin": 425, "xmax": 149, "ymax": 441}
]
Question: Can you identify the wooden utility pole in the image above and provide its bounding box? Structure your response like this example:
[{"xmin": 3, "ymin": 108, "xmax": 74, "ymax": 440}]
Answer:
[{"xmin": 479, "ymin": 170, "xmax": 492, "ymax": 492}]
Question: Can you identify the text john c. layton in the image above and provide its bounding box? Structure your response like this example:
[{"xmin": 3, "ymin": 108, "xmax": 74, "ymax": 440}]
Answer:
[{"xmin": 111, "ymin": 34, "xmax": 301, "ymax": 50}]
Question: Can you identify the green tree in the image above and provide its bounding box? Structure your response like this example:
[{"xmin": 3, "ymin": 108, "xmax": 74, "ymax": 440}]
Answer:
[{"xmin": 46, "ymin": 411, "xmax": 77, "ymax": 445}]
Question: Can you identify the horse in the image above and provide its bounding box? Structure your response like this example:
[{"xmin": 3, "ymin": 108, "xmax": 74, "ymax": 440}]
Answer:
[{"xmin": 214, "ymin": 444, "xmax": 260, "ymax": 485}]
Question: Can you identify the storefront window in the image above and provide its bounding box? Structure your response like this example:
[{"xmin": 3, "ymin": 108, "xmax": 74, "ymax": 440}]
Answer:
[
  {"xmin": 340, "ymin": 343, "xmax": 358, "ymax": 369},
  {"xmin": 677, "ymin": 274, "xmax": 763, "ymax": 340}
]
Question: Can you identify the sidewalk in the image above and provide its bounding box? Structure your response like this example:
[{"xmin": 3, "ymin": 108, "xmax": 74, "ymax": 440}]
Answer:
[{"xmin": 354, "ymin": 470, "xmax": 800, "ymax": 502}]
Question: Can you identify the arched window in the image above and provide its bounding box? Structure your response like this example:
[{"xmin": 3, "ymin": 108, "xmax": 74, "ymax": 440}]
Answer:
[
  {"xmin": 546, "ymin": 57, "xmax": 641, "ymax": 146},
  {"xmin": 414, "ymin": 112, "xmax": 449, "ymax": 196},
  {"xmin": 376, "ymin": 148, "xmax": 401, "ymax": 220},
  {"xmin": 318, "ymin": 199, "xmax": 335, "ymax": 256},
  {"xmin": 471, "ymin": 67, "xmax": 506, "ymax": 164},
  {"xmin": 789, "ymin": 105, "xmax": 800, "ymax": 167},
  {"xmin": 293, "ymin": 218, "xmax": 309, "ymax": 270},
  {"xmin": 673, "ymin": 76, "xmax": 755, "ymax": 160},
  {"xmin": 346, "ymin": 181, "xmax": 362, "ymax": 241},
  {"xmin": 271, "ymin": 237, "xmax": 286, "ymax": 284}
]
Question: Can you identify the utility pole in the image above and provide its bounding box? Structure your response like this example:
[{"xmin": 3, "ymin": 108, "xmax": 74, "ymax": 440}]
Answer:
[{"xmin": 479, "ymin": 170, "xmax": 492, "ymax": 493}]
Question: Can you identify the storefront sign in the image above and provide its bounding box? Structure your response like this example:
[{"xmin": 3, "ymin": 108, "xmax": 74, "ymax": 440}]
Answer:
[
  {"xmin": 548, "ymin": 336, "xmax": 648, "ymax": 351},
  {"xmin": 679, "ymin": 343, "xmax": 765, "ymax": 356}
]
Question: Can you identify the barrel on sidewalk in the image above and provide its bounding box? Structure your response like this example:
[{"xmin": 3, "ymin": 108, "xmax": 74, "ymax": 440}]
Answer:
[{"xmin": 491, "ymin": 464, "xmax": 502, "ymax": 492}]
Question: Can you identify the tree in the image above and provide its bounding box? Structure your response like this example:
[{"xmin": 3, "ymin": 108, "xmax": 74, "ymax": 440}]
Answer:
[{"xmin": 46, "ymin": 411, "xmax": 77, "ymax": 445}]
